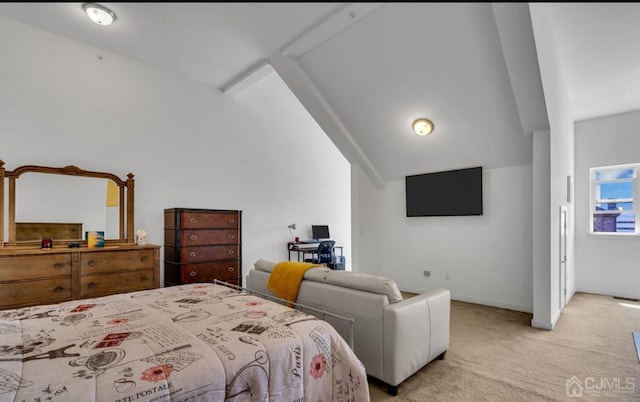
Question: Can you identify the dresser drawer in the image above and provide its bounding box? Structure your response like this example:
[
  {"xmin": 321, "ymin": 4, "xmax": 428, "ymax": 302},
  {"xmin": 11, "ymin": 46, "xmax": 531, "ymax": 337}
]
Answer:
[
  {"xmin": 0, "ymin": 254, "xmax": 72, "ymax": 281},
  {"xmin": 165, "ymin": 245, "xmax": 239, "ymax": 263},
  {"xmin": 179, "ymin": 261, "xmax": 240, "ymax": 283},
  {"xmin": 80, "ymin": 269, "xmax": 154, "ymax": 298},
  {"xmin": 81, "ymin": 249, "xmax": 155, "ymax": 274},
  {"xmin": 165, "ymin": 229, "xmax": 239, "ymax": 246},
  {"xmin": 0, "ymin": 278, "xmax": 71, "ymax": 307},
  {"xmin": 179, "ymin": 212, "xmax": 240, "ymax": 229}
]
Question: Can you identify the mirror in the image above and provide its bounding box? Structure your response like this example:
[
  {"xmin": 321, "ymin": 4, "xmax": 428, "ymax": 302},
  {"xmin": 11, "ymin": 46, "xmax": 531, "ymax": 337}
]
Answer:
[
  {"xmin": 15, "ymin": 174, "xmax": 116, "ymax": 240},
  {"xmin": 0, "ymin": 161, "xmax": 135, "ymax": 247}
]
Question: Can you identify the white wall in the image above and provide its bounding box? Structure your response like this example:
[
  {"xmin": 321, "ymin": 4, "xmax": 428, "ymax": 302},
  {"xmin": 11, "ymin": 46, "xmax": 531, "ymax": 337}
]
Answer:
[
  {"xmin": 0, "ymin": 15, "xmax": 351, "ymax": 283},
  {"xmin": 575, "ymin": 110, "xmax": 640, "ymax": 299},
  {"xmin": 529, "ymin": 4, "xmax": 576, "ymax": 329},
  {"xmin": 352, "ymin": 163, "xmax": 383, "ymax": 275},
  {"xmin": 357, "ymin": 164, "xmax": 534, "ymax": 312}
]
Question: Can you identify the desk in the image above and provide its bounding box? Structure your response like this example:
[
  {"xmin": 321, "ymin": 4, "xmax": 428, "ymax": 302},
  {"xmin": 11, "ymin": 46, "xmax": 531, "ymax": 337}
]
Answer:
[{"xmin": 287, "ymin": 242, "xmax": 344, "ymax": 266}]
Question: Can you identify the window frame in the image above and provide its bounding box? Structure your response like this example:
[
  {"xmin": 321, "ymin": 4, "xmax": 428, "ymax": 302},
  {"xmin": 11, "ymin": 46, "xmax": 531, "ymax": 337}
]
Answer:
[{"xmin": 589, "ymin": 163, "xmax": 640, "ymax": 236}]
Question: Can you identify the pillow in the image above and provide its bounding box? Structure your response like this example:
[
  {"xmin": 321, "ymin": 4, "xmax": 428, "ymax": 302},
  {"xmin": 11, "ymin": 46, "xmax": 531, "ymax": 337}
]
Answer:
[{"xmin": 324, "ymin": 271, "xmax": 403, "ymax": 303}]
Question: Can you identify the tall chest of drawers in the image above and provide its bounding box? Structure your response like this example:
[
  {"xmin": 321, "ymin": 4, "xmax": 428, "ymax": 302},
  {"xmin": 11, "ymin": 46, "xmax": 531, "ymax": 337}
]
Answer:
[{"xmin": 164, "ymin": 208, "xmax": 242, "ymax": 287}]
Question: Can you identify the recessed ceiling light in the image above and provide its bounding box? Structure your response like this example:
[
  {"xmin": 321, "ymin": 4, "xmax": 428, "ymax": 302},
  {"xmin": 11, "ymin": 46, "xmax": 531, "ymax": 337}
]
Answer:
[
  {"xmin": 83, "ymin": 3, "xmax": 116, "ymax": 26},
  {"xmin": 412, "ymin": 118, "xmax": 434, "ymax": 136}
]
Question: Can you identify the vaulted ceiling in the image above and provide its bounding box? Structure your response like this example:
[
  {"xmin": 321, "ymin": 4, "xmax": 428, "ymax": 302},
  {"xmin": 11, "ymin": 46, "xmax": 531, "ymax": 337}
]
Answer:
[{"xmin": 1, "ymin": 2, "xmax": 637, "ymax": 185}]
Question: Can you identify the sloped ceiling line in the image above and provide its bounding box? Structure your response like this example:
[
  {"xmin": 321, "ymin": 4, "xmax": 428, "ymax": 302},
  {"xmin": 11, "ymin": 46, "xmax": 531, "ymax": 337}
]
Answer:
[
  {"xmin": 491, "ymin": 3, "xmax": 550, "ymax": 135},
  {"xmin": 269, "ymin": 54, "xmax": 386, "ymax": 189}
]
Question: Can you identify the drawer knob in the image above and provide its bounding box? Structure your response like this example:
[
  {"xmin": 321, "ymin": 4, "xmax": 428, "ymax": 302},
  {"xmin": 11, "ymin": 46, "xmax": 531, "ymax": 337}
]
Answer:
[
  {"xmin": 190, "ymin": 234, "xmax": 197, "ymax": 240},
  {"xmin": 53, "ymin": 263, "xmax": 64, "ymax": 269},
  {"xmin": 228, "ymin": 219, "xmax": 235, "ymax": 224},
  {"xmin": 228, "ymin": 267, "xmax": 234, "ymax": 272},
  {"xmin": 141, "ymin": 256, "xmax": 148, "ymax": 262},
  {"xmin": 88, "ymin": 282, "xmax": 96, "ymax": 289},
  {"xmin": 190, "ymin": 217, "xmax": 197, "ymax": 223},
  {"xmin": 228, "ymin": 234, "xmax": 234, "ymax": 240},
  {"xmin": 189, "ymin": 251, "xmax": 197, "ymax": 257},
  {"xmin": 54, "ymin": 286, "xmax": 64, "ymax": 293},
  {"xmin": 189, "ymin": 271, "xmax": 197, "ymax": 277},
  {"xmin": 88, "ymin": 260, "xmax": 96, "ymax": 267},
  {"xmin": 228, "ymin": 249, "xmax": 234, "ymax": 255},
  {"xmin": 141, "ymin": 277, "xmax": 149, "ymax": 282}
]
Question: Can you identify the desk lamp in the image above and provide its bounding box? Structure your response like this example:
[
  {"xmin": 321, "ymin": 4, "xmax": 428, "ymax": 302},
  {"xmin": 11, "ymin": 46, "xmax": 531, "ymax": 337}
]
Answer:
[{"xmin": 287, "ymin": 223, "xmax": 296, "ymax": 242}]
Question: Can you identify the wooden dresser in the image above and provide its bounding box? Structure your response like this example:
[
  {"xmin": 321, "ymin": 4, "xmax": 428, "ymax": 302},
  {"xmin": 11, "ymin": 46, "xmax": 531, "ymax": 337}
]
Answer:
[
  {"xmin": 0, "ymin": 245, "xmax": 160, "ymax": 310},
  {"xmin": 164, "ymin": 208, "xmax": 242, "ymax": 287}
]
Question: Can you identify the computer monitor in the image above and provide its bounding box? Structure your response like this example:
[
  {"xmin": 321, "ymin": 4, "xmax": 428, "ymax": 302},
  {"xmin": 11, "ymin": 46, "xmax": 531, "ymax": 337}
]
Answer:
[{"xmin": 311, "ymin": 225, "xmax": 330, "ymax": 240}]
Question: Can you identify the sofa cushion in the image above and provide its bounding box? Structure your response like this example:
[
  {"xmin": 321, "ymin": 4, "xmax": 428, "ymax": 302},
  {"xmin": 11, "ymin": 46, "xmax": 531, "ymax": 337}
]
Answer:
[
  {"xmin": 324, "ymin": 271, "xmax": 403, "ymax": 303},
  {"xmin": 254, "ymin": 258, "xmax": 277, "ymax": 273},
  {"xmin": 254, "ymin": 258, "xmax": 332, "ymax": 281},
  {"xmin": 253, "ymin": 259, "xmax": 403, "ymax": 303}
]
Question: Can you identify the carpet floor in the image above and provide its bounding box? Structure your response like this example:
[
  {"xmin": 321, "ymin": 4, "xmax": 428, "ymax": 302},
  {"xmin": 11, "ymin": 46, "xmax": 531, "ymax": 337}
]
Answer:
[{"xmin": 368, "ymin": 292, "xmax": 640, "ymax": 401}]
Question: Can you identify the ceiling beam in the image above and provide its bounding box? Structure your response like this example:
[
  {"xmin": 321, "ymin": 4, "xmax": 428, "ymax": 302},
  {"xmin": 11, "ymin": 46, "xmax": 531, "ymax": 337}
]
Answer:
[
  {"xmin": 280, "ymin": 3, "xmax": 385, "ymax": 58},
  {"xmin": 492, "ymin": 3, "xmax": 549, "ymax": 134},
  {"xmin": 221, "ymin": 61, "xmax": 274, "ymax": 95},
  {"xmin": 269, "ymin": 54, "xmax": 385, "ymax": 189}
]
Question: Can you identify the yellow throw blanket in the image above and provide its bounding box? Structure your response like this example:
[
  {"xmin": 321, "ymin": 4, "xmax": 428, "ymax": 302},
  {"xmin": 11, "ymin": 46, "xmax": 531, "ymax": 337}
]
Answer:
[{"xmin": 267, "ymin": 261, "xmax": 320, "ymax": 303}]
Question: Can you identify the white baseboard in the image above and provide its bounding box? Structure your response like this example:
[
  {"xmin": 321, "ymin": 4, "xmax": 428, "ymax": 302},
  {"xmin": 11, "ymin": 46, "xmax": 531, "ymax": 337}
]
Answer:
[
  {"xmin": 531, "ymin": 318, "xmax": 553, "ymax": 330},
  {"xmin": 531, "ymin": 308, "xmax": 561, "ymax": 330},
  {"xmin": 398, "ymin": 285, "xmax": 532, "ymax": 313},
  {"xmin": 576, "ymin": 286, "xmax": 640, "ymax": 301}
]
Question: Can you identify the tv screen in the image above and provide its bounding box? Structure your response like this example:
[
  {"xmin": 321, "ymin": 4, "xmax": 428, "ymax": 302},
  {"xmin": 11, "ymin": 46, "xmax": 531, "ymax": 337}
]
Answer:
[
  {"xmin": 311, "ymin": 225, "xmax": 330, "ymax": 240},
  {"xmin": 406, "ymin": 167, "xmax": 483, "ymax": 217}
]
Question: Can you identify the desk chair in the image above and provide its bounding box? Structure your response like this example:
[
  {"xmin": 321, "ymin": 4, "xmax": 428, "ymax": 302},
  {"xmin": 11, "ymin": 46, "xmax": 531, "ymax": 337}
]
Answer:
[{"xmin": 305, "ymin": 240, "xmax": 336, "ymax": 268}]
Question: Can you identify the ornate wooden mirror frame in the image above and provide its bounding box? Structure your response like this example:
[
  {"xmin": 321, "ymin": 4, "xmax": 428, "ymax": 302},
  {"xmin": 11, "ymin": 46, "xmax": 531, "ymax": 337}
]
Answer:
[{"xmin": 0, "ymin": 160, "xmax": 135, "ymax": 248}]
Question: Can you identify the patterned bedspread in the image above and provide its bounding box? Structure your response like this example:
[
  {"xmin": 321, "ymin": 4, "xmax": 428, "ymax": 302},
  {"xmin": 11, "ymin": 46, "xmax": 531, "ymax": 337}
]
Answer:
[{"xmin": 0, "ymin": 283, "xmax": 369, "ymax": 401}]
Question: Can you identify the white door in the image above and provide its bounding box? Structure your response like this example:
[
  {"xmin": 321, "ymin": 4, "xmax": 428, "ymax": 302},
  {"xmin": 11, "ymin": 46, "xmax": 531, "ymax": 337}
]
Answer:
[{"xmin": 559, "ymin": 206, "xmax": 568, "ymax": 309}]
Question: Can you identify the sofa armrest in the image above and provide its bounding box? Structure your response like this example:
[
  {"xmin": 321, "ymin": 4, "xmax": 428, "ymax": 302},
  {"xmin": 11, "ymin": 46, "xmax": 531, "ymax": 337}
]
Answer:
[{"xmin": 382, "ymin": 288, "xmax": 450, "ymax": 386}]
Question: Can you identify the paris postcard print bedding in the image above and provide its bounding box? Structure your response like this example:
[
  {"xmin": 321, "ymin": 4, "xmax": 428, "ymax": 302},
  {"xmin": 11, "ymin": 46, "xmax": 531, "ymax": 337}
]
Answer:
[{"xmin": 0, "ymin": 283, "xmax": 369, "ymax": 401}]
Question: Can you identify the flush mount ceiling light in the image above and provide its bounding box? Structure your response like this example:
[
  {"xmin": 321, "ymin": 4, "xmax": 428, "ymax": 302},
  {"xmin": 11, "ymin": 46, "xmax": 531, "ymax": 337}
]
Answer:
[
  {"xmin": 83, "ymin": 3, "xmax": 116, "ymax": 26},
  {"xmin": 412, "ymin": 118, "xmax": 434, "ymax": 136}
]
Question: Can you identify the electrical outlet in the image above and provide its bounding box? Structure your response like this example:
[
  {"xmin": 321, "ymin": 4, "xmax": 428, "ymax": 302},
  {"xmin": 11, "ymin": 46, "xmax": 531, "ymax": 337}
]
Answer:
[
  {"xmin": 445, "ymin": 273, "xmax": 450, "ymax": 280},
  {"xmin": 423, "ymin": 270, "xmax": 430, "ymax": 277}
]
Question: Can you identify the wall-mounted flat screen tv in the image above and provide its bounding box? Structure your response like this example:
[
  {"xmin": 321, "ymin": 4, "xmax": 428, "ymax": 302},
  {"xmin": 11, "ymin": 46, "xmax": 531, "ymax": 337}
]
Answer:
[{"xmin": 406, "ymin": 166, "xmax": 483, "ymax": 217}]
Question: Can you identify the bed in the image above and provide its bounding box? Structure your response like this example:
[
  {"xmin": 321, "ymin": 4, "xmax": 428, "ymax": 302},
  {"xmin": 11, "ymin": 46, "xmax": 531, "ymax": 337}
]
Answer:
[{"xmin": 0, "ymin": 282, "xmax": 369, "ymax": 401}]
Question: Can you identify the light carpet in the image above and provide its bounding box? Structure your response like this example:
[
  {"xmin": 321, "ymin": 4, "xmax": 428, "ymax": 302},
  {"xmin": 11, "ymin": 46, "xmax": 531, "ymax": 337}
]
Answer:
[{"xmin": 368, "ymin": 292, "xmax": 640, "ymax": 401}]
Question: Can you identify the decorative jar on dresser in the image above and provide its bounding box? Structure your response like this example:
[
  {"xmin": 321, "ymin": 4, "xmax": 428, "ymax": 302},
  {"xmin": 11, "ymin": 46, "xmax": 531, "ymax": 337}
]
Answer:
[{"xmin": 164, "ymin": 208, "xmax": 242, "ymax": 287}]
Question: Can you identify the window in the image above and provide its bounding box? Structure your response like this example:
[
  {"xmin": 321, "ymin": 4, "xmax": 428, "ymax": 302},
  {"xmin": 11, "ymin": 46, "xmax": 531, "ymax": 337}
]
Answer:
[{"xmin": 590, "ymin": 163, "xmax": 639, "ymax": 234}]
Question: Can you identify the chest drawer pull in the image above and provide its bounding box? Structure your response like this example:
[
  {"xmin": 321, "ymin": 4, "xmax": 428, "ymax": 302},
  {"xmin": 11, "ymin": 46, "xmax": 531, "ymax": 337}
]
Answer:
[
  {"xmin": 141, "ymin": 256, "xmax": 148, "ymax": 262},
  {"xmin": 228, "ymin": 219, "xmax": 235, "ymax": 224},
  {"xmin": 88, "ymin": 282, "xmax": 96, "ymax": 289},
  {"xmin": 88, "ymin": 260, "xmax": 96, "ymax": 267},
  {"xmin": 228, "ymin": 249, "xmax": 234, "ymax": 255},
  {"xmin": 228, "ymin": 234, "xmax": 235, "ymax": 240},
  {"xmin": 189, "ymin": 271, "xmax": 197, "ymax": 277},
  {"xmin": 228, "ymin": 267, "xmax": 234, "ymax": 272},
  {"xmin": 189, "ymin": 251, "xmax": 197, "ymax": 257},
  {"xmin": 54, "ymin": 286, "xmax": 64, "ymax": 293},
  {"xmin": 141, "ymin": 277, "xmax": 149, "ymax": 282},
  {"xmin": 190, "ymin": 217, "xmax": 197, "ymax": 223},
  {"xmin": 190, "ymin": 235, "xmax": 198, "ymax": 240},
  {"xmin": 53, "ymin": 263, "xmax": 65, "ymax": 269}
]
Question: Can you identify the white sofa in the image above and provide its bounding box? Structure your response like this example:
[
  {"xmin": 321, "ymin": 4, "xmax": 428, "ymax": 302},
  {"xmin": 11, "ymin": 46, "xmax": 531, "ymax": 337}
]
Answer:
[{"xmin": 246, "ymin": 259, "xmax": 450, "ymax": 395}]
